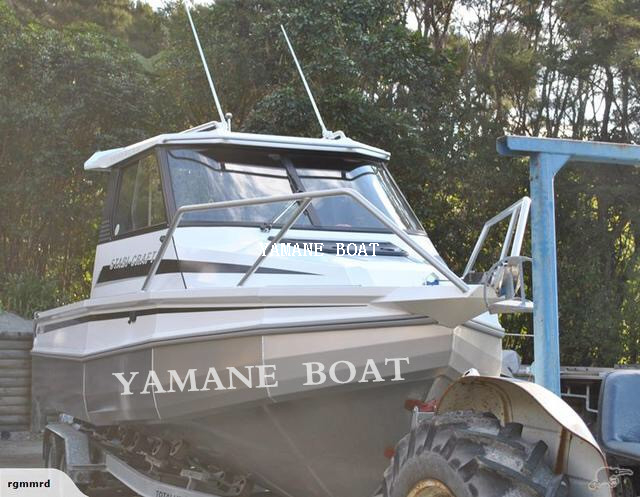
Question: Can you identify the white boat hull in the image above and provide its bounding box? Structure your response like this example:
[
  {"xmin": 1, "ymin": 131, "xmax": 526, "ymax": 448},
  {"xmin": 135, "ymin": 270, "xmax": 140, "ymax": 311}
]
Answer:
[{"xmin": 33, "ymin": 298, "xmax": 502, "ymax": 497}]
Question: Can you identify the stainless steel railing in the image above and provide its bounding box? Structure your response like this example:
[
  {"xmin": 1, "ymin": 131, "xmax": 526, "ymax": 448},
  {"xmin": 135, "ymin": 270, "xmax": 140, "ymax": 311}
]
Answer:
[
  {"xmin": 462, "ymin": 196, "xmax": 531, "ymax": 279},
  {"xmin": 141, "ymin": 188, "xmax": 470, "ymax": 292}
]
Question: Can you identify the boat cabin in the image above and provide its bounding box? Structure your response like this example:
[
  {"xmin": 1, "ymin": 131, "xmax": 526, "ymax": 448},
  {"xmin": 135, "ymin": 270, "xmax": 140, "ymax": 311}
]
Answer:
[{"xmin": 87, "ymin": 125, "xmax": 441, "ymax": 298}]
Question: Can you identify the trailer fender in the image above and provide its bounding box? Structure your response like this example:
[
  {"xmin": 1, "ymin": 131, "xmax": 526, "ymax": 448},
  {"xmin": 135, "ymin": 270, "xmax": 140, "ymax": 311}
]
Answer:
[
  {"xmin": 437, "ymin": 375, "xmax": 612, "ymax": 497},
  {"xmin": 44, "ymin": 423, "xmax": 99, "ymax": 484}
]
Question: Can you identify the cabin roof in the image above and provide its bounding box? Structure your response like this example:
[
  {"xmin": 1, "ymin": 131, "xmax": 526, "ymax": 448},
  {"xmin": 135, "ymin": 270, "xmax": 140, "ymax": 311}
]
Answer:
[{"xmin": 85, "ymin": 124, "xmax": 391, "ymax": 171}]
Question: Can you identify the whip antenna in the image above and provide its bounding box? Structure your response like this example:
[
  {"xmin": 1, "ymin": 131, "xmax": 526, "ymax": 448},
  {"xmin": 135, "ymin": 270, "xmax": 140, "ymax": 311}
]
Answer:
[
  {"xmin": 280, "ymin": 24, "xmax": 332, "ymax": 138},
  {"xmin": 185, "ymin": 1, "xmax": 226, "ymax": 127}
]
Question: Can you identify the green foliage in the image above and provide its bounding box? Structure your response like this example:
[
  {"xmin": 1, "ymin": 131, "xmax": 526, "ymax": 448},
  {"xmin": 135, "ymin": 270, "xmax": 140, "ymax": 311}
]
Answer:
[
  {"xmin": 0, "ymin": 0, "xmax": 155, "ymax": 313},
  {"xmin": 0, "ymin": 271, "xmax": 59, "ymax": 318},
  {"xmin": 8, "ymin": 0, "xmax": 164, "ymax": 56},
  {"xmin": 0, "ymin": 0, "xmax": 639, "ymax": 367}
]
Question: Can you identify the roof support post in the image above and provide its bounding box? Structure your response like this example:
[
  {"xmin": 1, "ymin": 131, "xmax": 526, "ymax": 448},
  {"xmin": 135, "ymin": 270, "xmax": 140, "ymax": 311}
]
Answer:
[{"xmin": 529, "ymin": 153, "xmax": 569, "ymax": 394}]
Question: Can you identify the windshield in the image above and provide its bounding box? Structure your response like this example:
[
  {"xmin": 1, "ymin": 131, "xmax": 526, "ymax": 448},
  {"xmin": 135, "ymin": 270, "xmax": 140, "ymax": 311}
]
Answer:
[{"xmin": 166, "ymin": 147, "xmax": 424, "ymax": 233}]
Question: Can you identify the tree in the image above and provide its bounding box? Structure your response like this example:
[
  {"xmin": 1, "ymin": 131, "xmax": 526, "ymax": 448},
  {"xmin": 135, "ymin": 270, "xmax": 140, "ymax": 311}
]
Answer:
[
  {"xmin": 0, "ymin": 1, "xmax": 155, "ymax": 316},
  {"xmin": 1, "ymin": 0, "xmax": 638, "ymax": 367}
]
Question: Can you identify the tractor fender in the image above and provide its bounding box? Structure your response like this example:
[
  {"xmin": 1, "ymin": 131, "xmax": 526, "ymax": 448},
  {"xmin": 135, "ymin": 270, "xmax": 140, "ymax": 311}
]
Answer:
[{"xmin": 437, "ymin": 375, "xmax": 612, "ymax": 497}]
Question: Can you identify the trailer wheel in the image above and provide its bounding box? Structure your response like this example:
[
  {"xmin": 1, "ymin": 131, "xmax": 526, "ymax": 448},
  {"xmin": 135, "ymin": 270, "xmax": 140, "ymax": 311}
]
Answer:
[
  {"xmin": 381, "ymin": 411, "xmax": 568, "ymax": 497},
  {"xmin": 44, "ymin": 432, "xmax": 93, "ymax": 492}
]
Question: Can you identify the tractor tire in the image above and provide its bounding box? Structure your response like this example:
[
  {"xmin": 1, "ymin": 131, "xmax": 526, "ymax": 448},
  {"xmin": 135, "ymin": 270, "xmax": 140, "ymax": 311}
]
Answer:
[{"xmin": 381, "ymin": 411, "xmax": 569, "ymax": 497}]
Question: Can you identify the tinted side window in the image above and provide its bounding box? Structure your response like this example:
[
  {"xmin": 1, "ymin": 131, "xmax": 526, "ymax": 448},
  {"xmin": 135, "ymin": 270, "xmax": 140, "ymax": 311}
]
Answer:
[{"xmin": 113, "ymin": 154, "xmax": 166, "ymax": 236}]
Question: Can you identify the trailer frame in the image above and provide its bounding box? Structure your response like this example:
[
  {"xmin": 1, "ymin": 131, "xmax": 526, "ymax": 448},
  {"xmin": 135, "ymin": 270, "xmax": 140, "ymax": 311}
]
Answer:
[{"xmin": 44, "ymin": 423, "xmax": 232, "ymax": 497}]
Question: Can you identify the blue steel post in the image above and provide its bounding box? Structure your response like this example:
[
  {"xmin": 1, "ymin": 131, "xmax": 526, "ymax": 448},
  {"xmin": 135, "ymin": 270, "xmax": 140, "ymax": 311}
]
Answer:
[
  {"xmin": 498, "ymin": 135, "xmax": 640, "ymax": 395},
  {"xmin": 528, "ymin": 153, "xmax": 569, "ymax": 395}
]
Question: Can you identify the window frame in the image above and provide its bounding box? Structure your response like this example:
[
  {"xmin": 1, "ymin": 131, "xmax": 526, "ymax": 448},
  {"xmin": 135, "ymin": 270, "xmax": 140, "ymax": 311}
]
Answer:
[{"xmin": 108, "ymin": 148, "xmax": 170, "ymax": 241}]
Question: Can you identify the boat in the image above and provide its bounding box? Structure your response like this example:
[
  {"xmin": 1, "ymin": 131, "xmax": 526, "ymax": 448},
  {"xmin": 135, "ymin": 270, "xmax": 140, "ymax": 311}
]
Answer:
[
  {"xmin": 31, "ymin": 9, "xmax": 533, "ymax": 497},
  {"xmin": 32, "ymin": 121, "xmax": 531, "ymax": 496}
]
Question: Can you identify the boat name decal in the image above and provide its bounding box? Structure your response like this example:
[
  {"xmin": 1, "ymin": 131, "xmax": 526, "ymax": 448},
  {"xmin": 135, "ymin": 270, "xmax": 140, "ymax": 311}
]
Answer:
[
  {"xmin": 112, "ymin": 358, "xmax": 410, "ymax": 396},
  {"xmin": 261, "ymin": 242, "xmax": 381, "ymax": 257},
  {"xmin": 110, "ymin": 251, "xmax": 158, "ymax": 270}
]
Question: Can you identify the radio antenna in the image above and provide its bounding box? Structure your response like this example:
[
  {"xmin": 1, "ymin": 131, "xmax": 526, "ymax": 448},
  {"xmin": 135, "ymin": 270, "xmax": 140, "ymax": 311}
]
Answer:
[
  {"xmin": 280, "ymin": 24, "xmax": 332, "ymax": 139},
  {"xmin": 185, "ymin": 1, "xmax": 226, "ymax": 127}
]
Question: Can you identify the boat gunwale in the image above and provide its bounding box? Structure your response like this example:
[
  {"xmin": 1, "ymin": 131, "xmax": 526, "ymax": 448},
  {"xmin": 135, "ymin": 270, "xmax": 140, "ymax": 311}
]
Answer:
[
  {"xmin": 32, "ymin": 313, "xmax": 504, "ymax": 362},
  {"xmin": 35, "ymin": 284, "xmax": 464, "ymax": 322}
]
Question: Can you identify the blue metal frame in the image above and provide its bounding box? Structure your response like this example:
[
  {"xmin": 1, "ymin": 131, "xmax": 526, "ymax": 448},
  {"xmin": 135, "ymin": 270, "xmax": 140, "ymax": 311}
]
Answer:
[{"xmin": 497, "ymin": 136, "xmax": 640, "ymax": 394}]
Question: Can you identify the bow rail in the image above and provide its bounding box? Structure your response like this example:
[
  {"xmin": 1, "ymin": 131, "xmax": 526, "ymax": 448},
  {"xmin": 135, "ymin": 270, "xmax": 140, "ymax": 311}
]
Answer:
[{"xmin": 141, "ymin": 188, "xmax": 469, "ymax": 292}]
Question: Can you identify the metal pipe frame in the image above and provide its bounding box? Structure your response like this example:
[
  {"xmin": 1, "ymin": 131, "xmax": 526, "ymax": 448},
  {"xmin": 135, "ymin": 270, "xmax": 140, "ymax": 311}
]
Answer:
[
  {"xmin": 105, "ymin": 452, "xmax": 222, "ymax": 497},
  {"xmin": 142, "ymin": 188, "xmax": 470, "ymax": 292},
  {"xmin": 561, "ymin": 384, "xmax": 598, "ymax": 414},
  {"xmin": 462, "ymin": 196, "xmax": 531, "ymax": 278},
  {"xmin": 236, "ymin": 198, "xmax": 312, "ymax": 286},
  {"xmin": 497, "ymin": 135, "xmax": 640, "ymax": 395}
]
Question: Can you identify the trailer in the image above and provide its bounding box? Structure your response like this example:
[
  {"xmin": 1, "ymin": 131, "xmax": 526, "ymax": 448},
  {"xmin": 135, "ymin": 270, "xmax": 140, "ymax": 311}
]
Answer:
[
  {"xmin": 41, "ymin": 370, "xmax": 640, "ymax": 495},
  {"xmin": 43, "ymin": 372, "xmax": 612, "ymax": 497}
]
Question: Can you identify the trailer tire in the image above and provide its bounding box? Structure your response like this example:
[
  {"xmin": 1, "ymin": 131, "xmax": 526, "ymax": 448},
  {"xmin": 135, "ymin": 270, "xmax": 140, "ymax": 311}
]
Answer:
[{"xmin": 381, "ymin": 411, "xmax": 568, "ymax": 497}]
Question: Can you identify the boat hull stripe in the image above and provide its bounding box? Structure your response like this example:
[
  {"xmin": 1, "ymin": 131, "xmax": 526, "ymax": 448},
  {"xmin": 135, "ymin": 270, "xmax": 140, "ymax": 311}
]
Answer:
[
  {"xmin": 39, "ymin": 305, "xmax": 364, "ymax": 333},
  {"xmin": 96, "ymin": 259, "xmax": 318, "ymax": 284}
]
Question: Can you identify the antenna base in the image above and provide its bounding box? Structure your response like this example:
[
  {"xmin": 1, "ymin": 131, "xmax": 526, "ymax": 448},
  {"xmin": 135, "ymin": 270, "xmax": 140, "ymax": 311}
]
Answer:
[{"xmin": 322, "ymin": 129, "xmax": 346, "ymax": 140}]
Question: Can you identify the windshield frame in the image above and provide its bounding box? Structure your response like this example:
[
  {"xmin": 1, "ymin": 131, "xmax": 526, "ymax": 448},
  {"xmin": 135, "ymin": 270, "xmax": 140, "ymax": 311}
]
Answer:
[{"xmin": 157, "ymin": 145, "xmax": 426, "ymax": 236}]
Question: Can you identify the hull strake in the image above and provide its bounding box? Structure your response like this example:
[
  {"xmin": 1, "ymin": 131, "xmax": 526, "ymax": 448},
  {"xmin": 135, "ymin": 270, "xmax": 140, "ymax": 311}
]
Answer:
[
  {"xmin": 37, "ymin": 304, "xmax": 365, "ymax": 334},
  {"xmin": 33, "ymin": 297, "xmax": 504, "ymax": 361}
]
